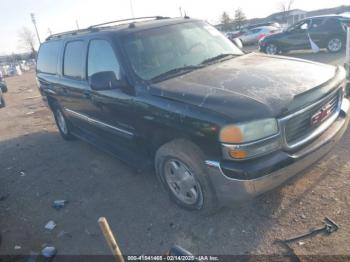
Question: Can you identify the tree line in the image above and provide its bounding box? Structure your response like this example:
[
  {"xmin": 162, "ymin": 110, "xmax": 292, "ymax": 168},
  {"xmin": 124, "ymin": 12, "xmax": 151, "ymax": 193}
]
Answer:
[{"xmin": 220, "ymin": 8, "xmax": 246, "ymax": 30}]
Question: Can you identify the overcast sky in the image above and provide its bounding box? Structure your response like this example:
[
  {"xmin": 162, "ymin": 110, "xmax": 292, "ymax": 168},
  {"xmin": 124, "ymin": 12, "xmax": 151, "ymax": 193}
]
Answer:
[{"xmin": 0, "ymin": 0, "xmax": 347, "ymax": 54}]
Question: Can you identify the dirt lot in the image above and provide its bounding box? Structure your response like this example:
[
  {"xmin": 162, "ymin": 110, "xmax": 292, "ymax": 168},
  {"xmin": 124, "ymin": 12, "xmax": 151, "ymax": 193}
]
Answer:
[{"xmin": 1, "ymin": 50, "xmax": 350, "ymax": 260}]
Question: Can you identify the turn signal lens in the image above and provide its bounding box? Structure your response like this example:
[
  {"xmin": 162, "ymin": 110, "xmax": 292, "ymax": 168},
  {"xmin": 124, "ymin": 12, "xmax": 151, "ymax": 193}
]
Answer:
[
  {"xmin": 219, "ymin": 126, "xmax": 243, "ymax": 143},
  {"xmin": 229, "ymin": 149, "xmax": 248, "ymax": 159}
]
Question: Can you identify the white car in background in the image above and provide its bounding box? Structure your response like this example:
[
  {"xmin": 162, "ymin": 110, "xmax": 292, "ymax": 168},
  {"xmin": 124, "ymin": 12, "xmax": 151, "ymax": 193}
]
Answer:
[{"xmin": 239, "ymin": 26, "xmax": 281, "ymax": 45}]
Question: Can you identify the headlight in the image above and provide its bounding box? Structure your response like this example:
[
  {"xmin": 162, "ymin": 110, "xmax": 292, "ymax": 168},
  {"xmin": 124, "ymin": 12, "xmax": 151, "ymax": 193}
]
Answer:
[
  {"xmin": 220, "ymin": 119, "xmax": 281, "ymax": 160},
  {"xmin": 220, "ymin": 118, "xmax": 278, "ymax": 143}
]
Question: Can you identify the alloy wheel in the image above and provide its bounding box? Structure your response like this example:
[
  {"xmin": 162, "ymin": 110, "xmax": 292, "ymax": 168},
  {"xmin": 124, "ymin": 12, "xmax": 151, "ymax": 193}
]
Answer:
[
  {"xmin": 328, "ymin": 38, "xmax": 342, "ymax": 52},
  {"xmin": 266, "ymin": 44, "xmax": 278, "ymax": 55}
]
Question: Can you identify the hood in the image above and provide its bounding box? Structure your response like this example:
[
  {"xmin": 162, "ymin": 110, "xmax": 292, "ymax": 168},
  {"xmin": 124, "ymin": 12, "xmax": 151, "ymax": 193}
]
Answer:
[
  {"xmin": 263, "ymin": 30, "xmax": 287, "ymax": 41},
  {"xmin": 150, "ymin": 53, "xmax": 338, "ymax": 122}
]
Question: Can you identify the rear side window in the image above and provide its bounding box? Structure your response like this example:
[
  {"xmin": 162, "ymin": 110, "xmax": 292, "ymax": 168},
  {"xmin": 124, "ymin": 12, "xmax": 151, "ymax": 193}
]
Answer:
[
  {"xmin": 87, "ymin": 40, "xmax": 121, "ymax": 79},
  {"xmin": 37, "ymin": 41, "xmax": 61, "ymax": 74},
  {"xmin": 63, "ymin": 41, "xmax": 84, "ymax": 79}
]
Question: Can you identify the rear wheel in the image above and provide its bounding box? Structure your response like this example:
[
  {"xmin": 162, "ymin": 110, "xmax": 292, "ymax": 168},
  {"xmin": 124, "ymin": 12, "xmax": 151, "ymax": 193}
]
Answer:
[
  {"xmin": 53, "ymin": 105, "xmax": 75, "ymax": 140},
  {"xmin": 327, "ymin": 36, "xmax": 344, "ymax": 53},
  {"xmin": 155, "ymin": 139, "xmax": 218, "ymax": 214},
  {"xmin": 265, "ymin": 43, "xmax": 279, "ymax": 55}
]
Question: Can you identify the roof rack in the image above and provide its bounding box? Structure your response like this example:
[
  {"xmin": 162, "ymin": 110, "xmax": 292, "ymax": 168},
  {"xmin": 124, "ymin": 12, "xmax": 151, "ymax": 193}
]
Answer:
[
  {"xmin": 46, "ymin": 28, "xmax": 98, "ymax": 41},
  {"xmin": 88, "ymin": 16, "xmax": 169, "ymax": 29},
  {"xmin": 46, "ymin": 16, "xmax": 170, "ymax": 41}
]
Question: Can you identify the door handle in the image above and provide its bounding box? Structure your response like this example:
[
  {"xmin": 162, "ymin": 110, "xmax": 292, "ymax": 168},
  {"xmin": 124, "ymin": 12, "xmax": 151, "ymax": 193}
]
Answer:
[{"xmin": 83, "ymin": 91, "xmax": 91, "ymax": 99}]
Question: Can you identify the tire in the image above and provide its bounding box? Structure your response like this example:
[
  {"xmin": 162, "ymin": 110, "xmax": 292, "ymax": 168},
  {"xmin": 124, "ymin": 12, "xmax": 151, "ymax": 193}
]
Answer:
[
  {"xmin": 155, "ymin": 139, "xmax": 218, "ymax": 215},
  {"xmin": 265, "ymin": 43, "xmax": 279, "ymax": 55},
  {"xmin": 0, "ymin": 95, "xmax": 5, "ymax": 108},
  {"xmin": 52, "ymin": 105, "xmax": 75, "ymax": 140},
  {"xmin": 327, "ymin": 35, "xmax": 344, "ymax": 53}
]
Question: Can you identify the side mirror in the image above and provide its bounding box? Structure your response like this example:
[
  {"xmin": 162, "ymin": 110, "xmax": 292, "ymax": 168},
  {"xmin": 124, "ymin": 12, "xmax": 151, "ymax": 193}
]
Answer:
[
  {"xmin": 300, "ymin": 23, "xmax": 309, "ymax": 30},
  {"xmin": 90, "ymin": 71, "xmax": 120, "ymax": 91},
  {"xmin": 233, "ymin": 38, "xmax": 243, "ymax": 49}
]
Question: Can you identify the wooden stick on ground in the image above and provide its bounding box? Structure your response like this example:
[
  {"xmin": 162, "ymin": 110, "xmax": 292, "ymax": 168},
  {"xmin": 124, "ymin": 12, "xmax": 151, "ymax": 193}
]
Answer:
[{"xmin": 98, "ymin": 217, "xmax": 125, "ymax": 262}]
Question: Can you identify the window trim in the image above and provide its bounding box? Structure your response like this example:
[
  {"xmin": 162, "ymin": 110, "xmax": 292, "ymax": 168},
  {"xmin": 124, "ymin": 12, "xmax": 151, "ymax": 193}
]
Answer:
[
  {"xmin": 86, "ymin": 38, "xmax": 122, "ymax": 81},
  {"xmin": 62, "ymin": 40, "xmax": 85, "ymax": 80}
]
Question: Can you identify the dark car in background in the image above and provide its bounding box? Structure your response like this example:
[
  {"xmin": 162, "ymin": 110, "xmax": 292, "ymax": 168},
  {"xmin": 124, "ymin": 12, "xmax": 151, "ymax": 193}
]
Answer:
[
  {"xmin": 259, "ymin": 15, "xmax": 350, "ymax": 55},
  {"xmin": 0, "ymin": 74, "xmax": 7, "ymax": 108},
  {"xmin": 36, "ymin": 17, "xmax": 349, "ymax": 214},
  {"xmin": 0, "ymin": 89, "xmax": 5, "ymax": 108},
  {"xmin": 0, "ymin": 79, "xmax": 8, "ymax": 93}
]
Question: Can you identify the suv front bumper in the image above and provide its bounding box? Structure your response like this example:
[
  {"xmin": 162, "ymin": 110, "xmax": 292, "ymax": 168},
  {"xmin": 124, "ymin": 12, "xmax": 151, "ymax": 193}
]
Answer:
[{"xmin": 205, "ymin": 98, "xmax": 350, "ymax": 204}]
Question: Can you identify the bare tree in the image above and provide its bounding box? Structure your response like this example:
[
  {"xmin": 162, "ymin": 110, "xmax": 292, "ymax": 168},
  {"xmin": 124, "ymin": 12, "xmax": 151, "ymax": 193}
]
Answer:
[
  {"xmin": 18, "ymin": 27, "xmax": 37, "ymax": 58},
  {"xmin": 234, "ymin": 8, "xmax": 246, "ymax": 30},
  {"xmin": 279, "ymin": 0, "xmax": 295, "ymax": 24},
  {"xmin": 220, "ymin": 11, "xmax": 232, "ymax": 25}
]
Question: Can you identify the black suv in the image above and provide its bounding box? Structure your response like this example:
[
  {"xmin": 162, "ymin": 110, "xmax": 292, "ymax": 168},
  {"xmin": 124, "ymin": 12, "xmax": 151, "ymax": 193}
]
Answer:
[
  {"xmin": 259, "ymin": 15, "xmax": 350, "ymax": 54},
  {"xmin": 36, "ymin": 17, "xmax": 350, "ymax": 213}
]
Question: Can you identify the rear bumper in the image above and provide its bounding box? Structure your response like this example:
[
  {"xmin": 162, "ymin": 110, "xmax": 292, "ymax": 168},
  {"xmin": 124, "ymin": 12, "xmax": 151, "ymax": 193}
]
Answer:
[{"xmin": 205, "ymin": 98, "xmax": 350, "ymax": 204}]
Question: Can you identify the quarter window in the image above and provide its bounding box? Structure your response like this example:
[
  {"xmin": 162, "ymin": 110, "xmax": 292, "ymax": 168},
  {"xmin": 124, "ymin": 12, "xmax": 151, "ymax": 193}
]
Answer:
[
  {"xmin": 87, "ymin": 40, "xmax": 120, "ymax": 79},
  {"xmin": 37, "ymin": 41, "xmax": 61, "ymax": 74},
  {"xmin": 63, "ymin": 41, "xmax": 85, "ymax": 79}
]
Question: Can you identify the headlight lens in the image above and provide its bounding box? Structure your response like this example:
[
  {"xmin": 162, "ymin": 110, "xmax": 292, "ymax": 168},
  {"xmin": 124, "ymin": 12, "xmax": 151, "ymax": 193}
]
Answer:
[{"xmin": 220, "ymin": 118, "xmax": 279, "ymax": 143}]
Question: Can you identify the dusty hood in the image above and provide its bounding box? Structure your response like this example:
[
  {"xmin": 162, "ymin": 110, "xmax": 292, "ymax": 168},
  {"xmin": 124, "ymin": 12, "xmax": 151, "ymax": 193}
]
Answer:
[{"xmin": 150, "ymin": 53, "xmax": 339, "ymax": 121}]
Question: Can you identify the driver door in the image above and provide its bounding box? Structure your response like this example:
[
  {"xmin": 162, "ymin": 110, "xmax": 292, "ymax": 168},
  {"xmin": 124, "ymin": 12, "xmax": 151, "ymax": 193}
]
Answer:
[
  {"xmin": 85, "ymin": 38, "xmax": 140, "ymax": 156},
  {"xmin": 282, "ymin": 19, "xmax": 310, "ymax": 51}
]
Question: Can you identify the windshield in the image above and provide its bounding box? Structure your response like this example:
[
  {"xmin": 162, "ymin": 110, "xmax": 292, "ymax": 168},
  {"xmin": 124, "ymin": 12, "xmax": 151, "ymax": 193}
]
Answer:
[{"xmin": 122, "ymin": 21, "xmax": 243, "ymax": 81}]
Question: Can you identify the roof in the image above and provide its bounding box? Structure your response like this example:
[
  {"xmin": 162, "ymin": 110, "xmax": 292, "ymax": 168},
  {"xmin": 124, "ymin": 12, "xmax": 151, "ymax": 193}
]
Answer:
[{"xmin": 267, "ymin": 9, "xmax": 306, "ymax": 18}]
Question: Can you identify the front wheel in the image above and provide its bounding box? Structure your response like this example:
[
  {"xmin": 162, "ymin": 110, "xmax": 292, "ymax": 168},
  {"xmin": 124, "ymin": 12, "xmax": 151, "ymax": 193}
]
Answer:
[
  {"xmin": 53, "ymin": 106, "xmax": 75, "ymax": 140},
  {"xmin": 265, "ymin": 43, "xmax": 279, "ymax": 55},
  {"xmin": 155, "ymin": 139, "xmax": 218, "ymax": 215},
  {"xmin": 327, "ymin": 36, "xmax": 344, "ymax": 53}
]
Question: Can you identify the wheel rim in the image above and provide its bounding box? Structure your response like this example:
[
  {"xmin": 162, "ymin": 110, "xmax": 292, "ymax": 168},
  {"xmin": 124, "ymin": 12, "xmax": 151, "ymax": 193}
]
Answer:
[
  {"xmin": 56, "ymin": 109, "xmax": 68, "ymax": 135},
  {"xmin": 266, "ymin": 44, "xmax": 277, "ymax": 55},
  {"xmin": 164, "ymin": 159, "xmax": 203, "ymax": 206},
  {"xmin": 328, "ymin": 38, "xmax": 342, "ymax": 52}
]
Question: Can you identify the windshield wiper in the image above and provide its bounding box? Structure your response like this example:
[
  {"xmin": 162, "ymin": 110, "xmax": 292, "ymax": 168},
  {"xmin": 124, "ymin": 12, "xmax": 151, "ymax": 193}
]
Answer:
[
  {"xmin": 200, "ymin": 53, "xmax": 237, "ymax": 65},
  {"xmin": 150, "ymin": 65, "xmax": 203, "ymax": 82}
]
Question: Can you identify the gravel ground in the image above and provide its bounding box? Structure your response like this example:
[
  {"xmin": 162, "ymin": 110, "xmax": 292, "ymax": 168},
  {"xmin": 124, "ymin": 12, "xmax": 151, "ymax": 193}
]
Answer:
[{"xmin": 0, "ymin": 49, "xmax": 349, "ymax": 260}]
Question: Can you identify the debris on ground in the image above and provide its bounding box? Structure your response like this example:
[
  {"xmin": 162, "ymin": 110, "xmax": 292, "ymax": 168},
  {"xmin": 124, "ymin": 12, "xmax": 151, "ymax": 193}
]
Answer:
[
  {"xmin": 25, "ymin": 111, "xmax": 35, "ymax": 115},
  {"xmin": 14, "ymin": 245, "xmax": 21, "ymax": 250},
  {"xmin": 24, "ymin": 95, "xmax": 41, "ymax": 100},
  {"xmin": 57, "ymin": 230, "xmax": 72, "ymax": 238},
  {"xmin": 0, "ymin": 194, "xmax": 9, "ymax": 201},
  {"xmin": 20, "ymin": 171, "xmax": 26, "ymax": 177},
  {"xmin": 44, "ymin": 220, "xmax": 56, "ymax": 230},
  {"xmin": 52, "ymin": 200, "xmax": 68, "ymax": 210},
  {"xmin": 41, "ymin": 246, "xmax": 57, "ymax": 258}
]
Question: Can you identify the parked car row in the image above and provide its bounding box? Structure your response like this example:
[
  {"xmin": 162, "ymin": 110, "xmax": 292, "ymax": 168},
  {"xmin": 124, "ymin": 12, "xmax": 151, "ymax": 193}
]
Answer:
[
  {"xmin": 36, "ymin": 16, "xmax": 349, "ymax": 214},
  {"xmin": 239, "ymin": 26, "xmax": 282, "ymax": 45}
]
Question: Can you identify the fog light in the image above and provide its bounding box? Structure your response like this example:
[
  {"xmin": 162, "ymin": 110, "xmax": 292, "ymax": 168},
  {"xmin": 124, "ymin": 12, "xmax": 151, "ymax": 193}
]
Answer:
[{"xmin": 229, "ymin": 149, "xmax": 248, "ymax": 159}]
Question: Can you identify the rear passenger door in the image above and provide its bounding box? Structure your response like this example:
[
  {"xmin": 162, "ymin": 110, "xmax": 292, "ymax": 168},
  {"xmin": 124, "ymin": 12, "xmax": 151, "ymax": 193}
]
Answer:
[{"xmin": 308, "ymin": 18, "xmax": 327, "ymax": 47}]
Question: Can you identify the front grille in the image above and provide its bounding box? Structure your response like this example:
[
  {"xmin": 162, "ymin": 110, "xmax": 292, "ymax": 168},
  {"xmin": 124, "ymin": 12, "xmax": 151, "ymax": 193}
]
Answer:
[{"xmin": 285, "ymin": 91, "xmax": 340, "ymax": 145}]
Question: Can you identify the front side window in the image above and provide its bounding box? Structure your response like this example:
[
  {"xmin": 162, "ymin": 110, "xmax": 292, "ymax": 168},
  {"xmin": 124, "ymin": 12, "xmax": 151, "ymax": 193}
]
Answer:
[
  {"xmin": 63, "ymin": 41, "xmax": 84, "ymax": 79},
  {"xmin": 122, "ymin": 21, "xmax": 243, "ymax": 81},
  {"xmin": 87, "ymin": 39, "xmax": 121, "ymax": 79}
]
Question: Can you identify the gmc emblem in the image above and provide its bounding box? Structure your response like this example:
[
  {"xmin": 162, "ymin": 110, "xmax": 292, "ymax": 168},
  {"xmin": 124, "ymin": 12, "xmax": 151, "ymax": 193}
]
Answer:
[{"xmin": 311, "ymin": 102, "xmax": 333, "ymax": 126}]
